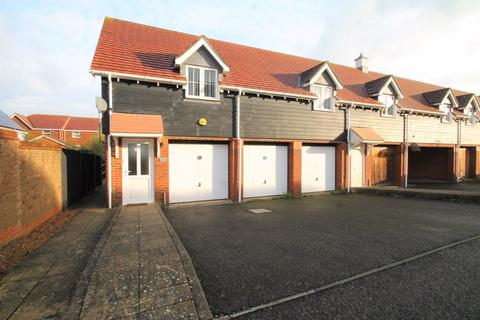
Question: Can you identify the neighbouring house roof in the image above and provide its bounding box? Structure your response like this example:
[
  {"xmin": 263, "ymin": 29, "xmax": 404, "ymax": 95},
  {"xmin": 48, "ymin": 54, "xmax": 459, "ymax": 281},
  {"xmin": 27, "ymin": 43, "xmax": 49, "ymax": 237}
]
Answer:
[
  {"xmin": 351, "ymin": 127, "xmax": 384, "ymax": 143},
  {"xmin": 64, "ymin": 117, "xmax": 99, "ymax": 131},
  {"xmin": 91, "ymin": 17, "xmax": 477, "ymax": 114},
  {"xmin": 11, "ymin": 113, "xmax": 98, "ymax": 131},
  {"xmin": 0, "ymin": 110, "xmax": 24, "ymax": 132},
  {"xmin": 110, "ymin": 112, "xmax": 164, "ymax": 135}
]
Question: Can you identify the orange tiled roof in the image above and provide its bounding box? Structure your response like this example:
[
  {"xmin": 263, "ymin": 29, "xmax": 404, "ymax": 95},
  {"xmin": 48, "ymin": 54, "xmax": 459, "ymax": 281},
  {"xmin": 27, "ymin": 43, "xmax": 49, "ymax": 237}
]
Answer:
[
  {"xmin": 91, "ymin": 17, "xmax": 475, "ymax": 114},
  {"xmin": 15, "ymin": 114, "xmax": 98, "ymax": 131}
]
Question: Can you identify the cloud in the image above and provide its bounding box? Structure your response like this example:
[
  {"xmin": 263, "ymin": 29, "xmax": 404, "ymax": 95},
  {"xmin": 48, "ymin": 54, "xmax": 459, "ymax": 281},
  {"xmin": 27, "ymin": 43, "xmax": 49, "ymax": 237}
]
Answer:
[{"xmin": 0, "ymin": 0, "xmax": 478, "ymax": 118}]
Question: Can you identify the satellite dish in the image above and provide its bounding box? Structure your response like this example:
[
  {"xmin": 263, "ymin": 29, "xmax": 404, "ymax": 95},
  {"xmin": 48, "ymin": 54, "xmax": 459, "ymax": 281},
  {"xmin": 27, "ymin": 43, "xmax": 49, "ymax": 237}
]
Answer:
[{"xmin": 95, "ymin": 97, "xmax": 108, "ymax": 112}]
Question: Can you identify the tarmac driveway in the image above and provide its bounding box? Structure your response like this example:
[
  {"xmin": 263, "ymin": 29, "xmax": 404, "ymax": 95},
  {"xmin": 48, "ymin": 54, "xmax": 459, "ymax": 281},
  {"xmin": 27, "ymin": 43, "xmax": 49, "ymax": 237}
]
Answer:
[{"xmin": 166, "ymin": 194, "xmax": 480, "ymax": 319}]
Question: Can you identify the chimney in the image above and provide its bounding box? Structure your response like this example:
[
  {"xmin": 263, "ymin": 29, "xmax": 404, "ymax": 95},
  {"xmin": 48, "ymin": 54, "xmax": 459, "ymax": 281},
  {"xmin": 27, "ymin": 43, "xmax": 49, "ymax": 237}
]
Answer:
[{"xmin": 355, "ymin": 52, "xmax": 369, "ymax": 73}]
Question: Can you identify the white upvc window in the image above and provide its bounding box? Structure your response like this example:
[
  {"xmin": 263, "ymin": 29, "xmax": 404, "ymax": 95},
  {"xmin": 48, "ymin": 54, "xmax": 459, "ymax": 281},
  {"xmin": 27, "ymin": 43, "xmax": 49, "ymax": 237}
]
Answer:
[
  {"xmin": 72, "ymin": 131, "xmax": 81, "ymax": 139},
  {"xmin": 379, "ymin": 94, "xmax": 395, "ymax": 116},
  {"xmin": 42, "ymin": 130, "xmax": 51, "ymax": 136},
  {"xmin": 313, "ymin": 85, "xmax": 333, "ymax": 111},
  {"xmin": 186, "ymin": 65, "xmax": 219, "ymax": 100}
]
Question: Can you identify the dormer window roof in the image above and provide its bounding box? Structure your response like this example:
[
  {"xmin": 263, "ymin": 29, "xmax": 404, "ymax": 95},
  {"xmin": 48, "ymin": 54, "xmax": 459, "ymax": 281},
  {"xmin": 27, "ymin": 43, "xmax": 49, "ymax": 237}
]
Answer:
[
  {"xmin": 175, "ymin": 36, "xmax": 230, "ymax": 73},
  {"xmin": 456, "ymin": 93, "xmax": 479, "ymax": 113},
  {"xmin": 299, "ymin": 62, "xmax": 343, "ymax": 89},
  {"xmin": 365, "ymin": 75, "xmax": 404, "ymax": 99},
  {"xmin": 423, "ymin": 88, "xmax": 459, "ymax": 109}
]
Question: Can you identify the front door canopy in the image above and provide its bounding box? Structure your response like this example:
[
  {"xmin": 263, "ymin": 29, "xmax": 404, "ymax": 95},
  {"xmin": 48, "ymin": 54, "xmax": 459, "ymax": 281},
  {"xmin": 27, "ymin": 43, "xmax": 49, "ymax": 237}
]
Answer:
[{"xmin": 350, "ymin": 127, "xmax": 384, "ymax": 145}]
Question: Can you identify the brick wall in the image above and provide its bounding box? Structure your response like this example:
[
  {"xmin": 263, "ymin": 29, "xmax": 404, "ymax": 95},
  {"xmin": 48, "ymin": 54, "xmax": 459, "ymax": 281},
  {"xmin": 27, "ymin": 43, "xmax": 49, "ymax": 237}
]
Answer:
[
  {"xmin": 0, "ymin": 130, "xmax": 63, "ymax": 246},
  {"xmin": 64, "ymin": 131, "xmax": 99, "ymax": 147}
]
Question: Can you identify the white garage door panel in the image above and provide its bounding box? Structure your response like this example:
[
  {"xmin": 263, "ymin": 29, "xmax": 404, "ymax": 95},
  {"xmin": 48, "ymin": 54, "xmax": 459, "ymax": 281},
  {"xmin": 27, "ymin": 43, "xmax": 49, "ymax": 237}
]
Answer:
[
  {"xmin": 169, "ymin": 144, "xmax": 228, "ymax": 203},
  {"xmin": 301, "ymin": 146, "xmax": 336, "ymax": 193},
  {"xmin": 244, "ymin": 145, "xmax": 288, "ymax": 198}
]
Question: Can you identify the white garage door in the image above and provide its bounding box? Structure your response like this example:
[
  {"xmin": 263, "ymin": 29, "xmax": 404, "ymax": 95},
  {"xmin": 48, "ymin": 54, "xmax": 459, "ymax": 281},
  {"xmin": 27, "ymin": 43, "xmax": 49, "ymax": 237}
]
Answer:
[
  {"xmin": 301, "ymin": 146, "xmax": 336, "ymax": 193},
  {"xmin": 243, "ymin": 145, "xmax": 288, "ymax": 198},
  {"xmin": 169, "ymin": 143, "xmax": 228, "ymax": 203}
]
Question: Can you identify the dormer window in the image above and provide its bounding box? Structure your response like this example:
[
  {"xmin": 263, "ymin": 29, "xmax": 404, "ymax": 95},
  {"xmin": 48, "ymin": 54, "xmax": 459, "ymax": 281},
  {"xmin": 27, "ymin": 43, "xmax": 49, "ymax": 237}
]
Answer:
[
  {"xmin": 379, "ymin": 94, "xmax": 395, "ymax": 116},
  {"xmin": 313, "ymin": 85, "xmax": 333, "ymax": 111},
  {"xmin": 464, "ymin": 102, "xmax": 474, "ymax": 117},
  {"xmin": 186, "ymin": 66, "xmax": 218, "ymax": 100},
  {"xmin": 440, "ymin": 100, "xmax": 453, "ymax": 123}
]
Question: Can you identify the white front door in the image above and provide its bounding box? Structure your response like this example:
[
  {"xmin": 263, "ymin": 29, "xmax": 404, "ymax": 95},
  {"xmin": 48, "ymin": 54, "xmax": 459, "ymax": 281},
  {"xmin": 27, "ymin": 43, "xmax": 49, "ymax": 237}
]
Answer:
[
  {"xmin": 243, "ymin": 145, "xmax": 288, "ymax": 198},
  {"xmin": 123, "ymin": 139, "xmax": 154, "ymax": 205},
  {"xmin": 301, "ymin": 146, "xmax": 336, "ymax": 193},
  {"xmin": 169, "ymin": 143, "xmax": 228, "ymax": 203},
  {"xmin": 350, "ymin": 146, "xmax": 364, "ymax": 187}
]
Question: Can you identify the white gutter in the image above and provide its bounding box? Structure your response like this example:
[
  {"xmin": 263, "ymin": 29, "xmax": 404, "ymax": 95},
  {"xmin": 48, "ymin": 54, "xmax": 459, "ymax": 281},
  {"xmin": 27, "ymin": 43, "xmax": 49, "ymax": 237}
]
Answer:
[
  {"xmin": 107, "ymin": 73, "xmax": 113, "ymax": 209},
  {"xmin": 90, "ymin": 70, "xmax": 186, "ymax": 86},
  {"xmin": 400, "ymin": 108, "xmax": 444, "ymax": 117},
  {"xmin": 221, "ymin": 85, "xmax": 316, "ymax": 101},
  {"xmin": 236, "ymin": 90, "xmax": 243, "ymax": 203},
  {"xmin": 346, "ymin": 103, "xmax": 352, "ymax": 193},
  {"xmin": 337, "ymin": 100, "xmax": 383, "ymax": 109}
]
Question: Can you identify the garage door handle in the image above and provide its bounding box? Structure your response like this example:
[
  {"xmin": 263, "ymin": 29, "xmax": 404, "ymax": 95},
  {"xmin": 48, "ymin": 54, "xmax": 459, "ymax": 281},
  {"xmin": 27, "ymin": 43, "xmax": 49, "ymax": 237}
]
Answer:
[
  {"xmin": 315, "ymin": 177, "xmax": 319, "ymax": 181},
  {"xmin": 263, "ymin": 180, "xmax": 267, "ymax": 184},
  {"xmin": 197, "ymin": 182, "xmax": 202, "ymax": 187}
]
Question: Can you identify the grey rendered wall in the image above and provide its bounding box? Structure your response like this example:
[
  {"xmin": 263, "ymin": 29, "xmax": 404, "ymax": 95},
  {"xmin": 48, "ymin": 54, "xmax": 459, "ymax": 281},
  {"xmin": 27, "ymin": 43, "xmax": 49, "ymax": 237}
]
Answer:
[
  {"xmin": 111, "ymin": 80, "xmax": 234, "ymax": 137},
  {"xmin": 349, "ymin": 108, "xmax": 404, "ymax": 143},
  {"xmin": 239, "ymin": 95, "xmax": 345, "ymax": 140}
]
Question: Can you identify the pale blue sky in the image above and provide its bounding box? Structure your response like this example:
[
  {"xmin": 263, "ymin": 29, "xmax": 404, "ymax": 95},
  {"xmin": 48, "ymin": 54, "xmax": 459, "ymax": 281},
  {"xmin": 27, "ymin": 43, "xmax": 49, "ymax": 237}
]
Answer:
[{"xmin": 1, "ymin": 0, "xmax": 479, "ymax": 117}]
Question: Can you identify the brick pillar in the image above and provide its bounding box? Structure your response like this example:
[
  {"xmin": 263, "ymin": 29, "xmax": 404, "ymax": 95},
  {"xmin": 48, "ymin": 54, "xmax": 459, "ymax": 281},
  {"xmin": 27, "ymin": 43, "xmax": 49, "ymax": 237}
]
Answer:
[
  {"xmin": 228, "ymin": 139, "xmax": 242, "ymax": 202},
  {"xmin": 154, "ymin": 137, "xmax": 169, "ymax": 205},
  {"xmin": 110, "ymin": 137, "xmax": 123, "ymax": 207},
  {"xmin": 335, "ymin": 142, "xmax": 347, "ymax": 190},
  {"xmin": 393, "ymin": 144, "xmax": 406, "ymax": 187},
  {"xmin": 288, "ymin": 141, "xmax": 302, "ymax": 196}
]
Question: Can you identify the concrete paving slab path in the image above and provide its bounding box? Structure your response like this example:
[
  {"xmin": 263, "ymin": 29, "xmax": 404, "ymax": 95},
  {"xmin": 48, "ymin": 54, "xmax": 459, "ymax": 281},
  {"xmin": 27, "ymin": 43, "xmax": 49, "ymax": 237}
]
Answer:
[{"xmin": 79, "ymin": 203, "xmax": 211, "ymax": 320}]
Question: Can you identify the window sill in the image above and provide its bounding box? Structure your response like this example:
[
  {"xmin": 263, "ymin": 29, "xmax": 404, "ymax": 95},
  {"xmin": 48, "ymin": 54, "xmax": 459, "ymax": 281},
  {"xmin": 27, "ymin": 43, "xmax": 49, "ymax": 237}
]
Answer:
[
  {"xmin": 313, "ymin": 108, "xmax": 333, "ymax": 112},
  {"xmin": 184, "ymin": 97, "xmax": 221, "ymax": 105}
]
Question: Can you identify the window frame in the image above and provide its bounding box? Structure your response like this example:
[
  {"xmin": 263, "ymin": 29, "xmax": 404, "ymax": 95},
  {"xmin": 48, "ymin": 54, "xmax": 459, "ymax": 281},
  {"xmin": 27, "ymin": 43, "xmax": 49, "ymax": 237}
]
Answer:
[
  {"xmin": 42, "ymin": 130, "xmax": 51, "ymax": 136},
  {"xmin": 185, "ymin": 65, "xmax": 219, "ymax": 101},
  {"xmin": 72, "ymin": 131, "xmax": 81, "ymax": 139},
  {"xmin": 379, "ymin": 94, "xmax": 396, "ymax": 117},
  {"xmin": 312, "ymin": 84, "xmax": 334, "ymax": 112}
]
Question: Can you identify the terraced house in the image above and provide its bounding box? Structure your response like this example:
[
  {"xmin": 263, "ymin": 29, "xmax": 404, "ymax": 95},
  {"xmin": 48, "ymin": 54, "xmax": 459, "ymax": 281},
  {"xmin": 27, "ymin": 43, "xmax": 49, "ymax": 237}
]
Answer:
[{"xmin": 91, "ymin": 17, "xmax": 480, "ymax": 208}]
